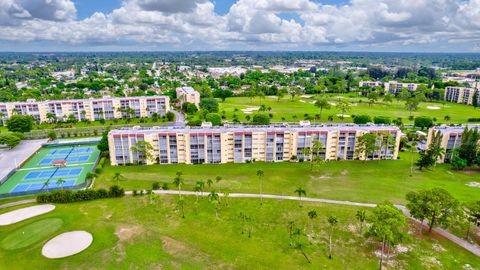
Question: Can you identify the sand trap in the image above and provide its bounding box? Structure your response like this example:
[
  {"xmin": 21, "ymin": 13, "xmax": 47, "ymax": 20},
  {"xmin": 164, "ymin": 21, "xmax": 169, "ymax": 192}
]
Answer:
[
  {"xmin": 299, "ymin": 100, "xmax": 306, "ymax": 103},
  {"xmin": 241, "ymin": 107, "xmax": 260, "ymax": 114},
  {"xmin": 42, "ymin": 231, "xmax": 93, "ymax": 259},
  {"xmin": 466, "ymin": 182, "xmax": 480, "ymax": 188},
  {"xmin": 0, "ymin": 205, "xmax": 55, "ymax": 226},
  {"xmin": 427, "ymin": 106, "xmax": 440, "ymax": 110},
  {"xmin": 329, "ymin": 102, "xmax": 337, "ymax": 106},
  {"xmin": 336, "ymin": 114, "xmax": 351, "ymax": 118}
]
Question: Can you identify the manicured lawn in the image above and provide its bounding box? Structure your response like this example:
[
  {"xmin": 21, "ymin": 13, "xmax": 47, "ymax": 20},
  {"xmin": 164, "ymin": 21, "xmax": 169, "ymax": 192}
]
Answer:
[
  {"xmin": 0, "ymin": 196, "xmax": 478, "ymax": 269},
  {"xmin": 95, "ymin": 152, "xmax": 480, "ymax": 204},
  {"xmin": 215, "ymin": 95, "xmax": 480, "ymax": 124},
  {"xmin": 0, "ymin": 218, "xmax": 63, "ymax": 250}
]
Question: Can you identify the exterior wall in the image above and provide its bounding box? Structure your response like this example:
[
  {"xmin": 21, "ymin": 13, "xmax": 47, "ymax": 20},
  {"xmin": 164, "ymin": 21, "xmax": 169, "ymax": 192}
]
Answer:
[
  {"xmin": 359, "ymin": 81, "xmax": 383, "ymax": 88},
  {"xmin": 0, "ymin": 96, "xmax": 170, "ymax": 123},
  {"xmin": 109, "ymin": 125, "xmax": 402, "ymax": 166},
  {"xmin": 444, "ymin": 86, "xmax": 476, "ymax": 105},
  {"xmin": 385, "ymin": 81, "xmax": 419, "ymax": 94},
  {"xmin": 426, "ymin": 125, "xmax": 480, "ymax": 163},
  {"xmin": 176, "ymin": 87, "xmax": 200, "ymax": 108}
]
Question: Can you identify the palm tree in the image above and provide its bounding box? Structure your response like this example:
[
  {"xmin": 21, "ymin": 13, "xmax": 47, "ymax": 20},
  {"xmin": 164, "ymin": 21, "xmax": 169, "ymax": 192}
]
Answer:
[
  {"xmin": 294, "ymin": 187, "xmax": 306, "ymax": 202},
  {"xmin": 256, "ymin": 170, "xmax": 264, "ymax": 205},
  {"xmin": 356, "ymin": 210, "xmax": 366, "ymax": 235},
  {"xmin": 208, "ymin": 190, "xmax": 220, "ymax": 219},
  {"xmin": 172, "ymin": 171, "xmax": 184, "ymax": 198},
  {"xmin": 307, "ymin": 210, "xmax": 317, "ymax": 233},
  {"xmin": 56, "ymin": 178, "xmax": 66, "ymax": 190},
  {"xmin": 112, "ymin": 172, "xmax": 124, "ymax": 185},
  {"xmin": 327, "ymin": 215, "xmax": 338, "ymax": 259},
  {"xmin": 215, "ymin": 175, "xmax": 222, "ymax": 183},
  {"xmin": 314, "ymin": 98, "xmax": 331, "ymax": 121},
  {"xmin": 207, "ymin": 178, "xmax": 213, "ymax": 189},
  {"xmin": 193, "ymin": 180, "xmax": 205, "ymax": 201}
]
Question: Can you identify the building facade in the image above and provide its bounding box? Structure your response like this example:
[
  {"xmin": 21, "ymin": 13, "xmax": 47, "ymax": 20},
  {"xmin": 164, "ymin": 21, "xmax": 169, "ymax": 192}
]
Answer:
[
  {"xmin": 0, "ymin": 96, "xmax": 170, "ymax": 123},
  {"xmin": 426, "ymin": 125, "xmax": 480, "ymax": 163},
  {"xmin": 444, "ymin": 86, "xmax": 477, "ymax": 105},
  {"xmin": 359, "ymin": 81, "xmax": 383, "ymax": 88},
  {"xmin": 109, "ymin": 124, "xmax": 402, "ymax": 166},
  {"xmin": 176, "ymin": 87, "xmax": 200, "ymax": 108},
  {"xmin": 384, "ymin": 81, "xmax": 420, "ymax": 94}
]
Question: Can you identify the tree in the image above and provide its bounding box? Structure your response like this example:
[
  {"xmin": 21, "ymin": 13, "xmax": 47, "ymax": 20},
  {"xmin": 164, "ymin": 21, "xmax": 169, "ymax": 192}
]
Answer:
[
  {"xmin": 47, "ymin": 131, "xmax": 57, "ymax": 141},
  {"xmin": 292, "ymin": 227, "xmax": 311, "ymax": 263},
  {"xmin": 256, "ymin": 170, "xmax": 264, "ymax": 205},
  {"xmin": 213, "ymin": 89, "xmax": 233, "ymax": 102},
  {"xmin": 327, "ymin": 215, "xmax": 338, "ymax": 259},
  {"xmin": 355, "ymin": 133, "xmax": 379, "ymax": 160},
  {"xmin": 112, "ymin": 172, "xmax": 124, "ymax": 185},
  {"xmin": 289, "ymin": 86, "xmax": 301, "ymax": 101},
  {"xmin": 307, "ymin": 210, "xmax": 317, "ymax": 232},
  {"xmin": 416, "ymin": 131, "xmax": 444, "ymax": 170},
  {"xmin": 181, "ymin": 102, "xmax": 198, "ymax": 114},
  {"xmin": 194, "ymin": 181, "xmax": 205, "ymax": 201},
  {"xmin": 56, "ymin": 178, "xmax": 66, "ymax": 189},
  {"xmin": 200, "ymin": 98, "xmax": 219, "ymax": 113},
  {"xmin": 405, "ymin": 98, "xmax": 419, "ymax": 117},
  {"xmin": 207, "ymin": 178, "xmax": 213, "ymax": 189},
  {"xmin": 172, "ymin": 171, "xmax": 184, "ymax": 198},
  {"xmin": 252, "ymin": 113, "xmax": 270, "ymax": 125},
  {"xmin": 314, "ymin": 98, "xmax": 331, "ymax": 120},
  {"xmin": 451, "ymin": 155, "xmax": 467, "ymax": 170},
  {"xmin": 46, "ymin": 112, "xmax": 57, "ymax": 124},
  {"xmin": 208, "ymin": 190, "xmax": 220, "ymax": 219},
  {"xmin": 457, "ymin": 127, "xmax": 479, "ymax": 166},
  {"xmin": 373, "ymin": 116, "xmax": 391, "ymax": 125},
  {"xmin": 356, "ymin": 209, "xmax": 366, "ymax": 235},
  {"xmin": 130, "ymin": 140, "xmax": 155, "ymax": 164},
  {"xmin": 294, "ymin": 186, "xmax": 306, "ymax": 202},
  {"xmin": 97, "ymin": 128, "xmax": 110, "ymax": 152},
  {"xmin": 6, "ymin": 115, "xmax": 34, "ymax": 133},
  {"xmin": 336, "ymin": 100, "xmax": 351, "ymax": 120},
  {"xmin": 367, "ymin": 91, "xmax": 379, "ymax": 106},
  {"xmin": 464, "ymin": 201, "xmax": 480, "ymax": 241},
  {"xmin": 205, "ymin": 113, "xmax": 222, "ymax": 126},
  {"xmin": 414, "ymin": 116, "xmax": 433, "ymax": 130},
  {"xmin": 406, "ymin": 188, "xmax": 460, "ymax": 233},
  {"xmin": 353, "ymin": 115, "xmax": 371, "ymax": 124},
  {"xmin": 166, "ymin": 111, "xmax": 176, "ymax": 122},
  {"xmin": 365, "ymin": 202, "xmax": 407, "ymax": 270},
  {"xmin": 383, "ymin": 93, "xmax": 394, "ymax": 104},
  {"xmin": 0, "ymin": 134, "xmax": 21, "ymax": 149},
  {"xmin": 277, "ymin": 87, "xmax": 288, "ymax": 102}
]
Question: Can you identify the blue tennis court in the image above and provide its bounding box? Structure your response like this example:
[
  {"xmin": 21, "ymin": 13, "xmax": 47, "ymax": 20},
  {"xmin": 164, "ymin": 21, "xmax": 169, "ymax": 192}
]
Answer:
[
  {"xmin": 11, "ymin": 179, "xmax": 77, "ymax": 193},
  {"xmin": 39, "ymin": 155, "xmax": 90, "ymax": 165},
  {"xmin": 48, "ymin": 146, "xmax": 94, "ymax": 156},
  {"xmin": 24, "ymin": 168, "xmax": 83, "ymax": 181}
]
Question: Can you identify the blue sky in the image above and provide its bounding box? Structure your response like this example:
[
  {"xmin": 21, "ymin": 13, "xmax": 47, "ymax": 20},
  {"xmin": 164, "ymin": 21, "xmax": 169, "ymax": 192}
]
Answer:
[{"xmin": 1, "ymin": 0, "xmax": 479, "ymax": 52}]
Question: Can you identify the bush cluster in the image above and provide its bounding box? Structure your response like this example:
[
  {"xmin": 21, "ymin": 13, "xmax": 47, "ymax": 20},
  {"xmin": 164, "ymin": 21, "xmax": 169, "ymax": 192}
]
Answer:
[
  {"xmin": 36, "ymin": 185, "xmax": 124, "ymax": 204},
  {"xmin": 467, "ymin": 118, "xmax": 480, "ymax": 122}
]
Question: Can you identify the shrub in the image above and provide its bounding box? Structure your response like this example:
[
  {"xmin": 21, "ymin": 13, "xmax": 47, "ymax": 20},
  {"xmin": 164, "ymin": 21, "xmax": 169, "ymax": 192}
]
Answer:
[
  {"xmin": 205, "ymin": 113, "xmax": 222, "ymax": 126},
  {"xmin": 451, "ymin": 156, "xmax": 467, "ymax": 170},
  {"xmin": 152, "ymin": 182, "xmax": 160, "ymax": 190},
  {"xmin": 36, "ymin": 186, "xmax": 124, "ymax": 204},
  {"xmin": 414, "ymin": 116, "xmax": 434, "ymax": 130},
  {"xmin": 95, "ymin": 168, "xmax": 102, "ymax": 174},
  {"xmin": 252, "ymin": 113, "xmax": 270, "ymax": 125},
  {"xmin": 467, "ymin": 118, "xmax": 480, "ymax": 122},
  {"xmin": 353, "ymin": 115, "xmax": 371, "ymax": 124},
  {"xmin": 166, "ymin": 111, "xmax": 176, "ymax": 122},
  {"xmin": 162, "ymin": 183, "xmax": 169, "ymax": 190},
  {"xmin": 109, "ymin": 185, "xmax": 125, "ymax": 198},
  {"xmin": 374, "ymin": 116, "xmax": 391, "ymax": 125}
]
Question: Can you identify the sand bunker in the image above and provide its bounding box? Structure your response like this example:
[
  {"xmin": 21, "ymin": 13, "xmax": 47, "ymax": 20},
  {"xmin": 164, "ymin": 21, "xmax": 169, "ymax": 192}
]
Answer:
[
  {"xmin": 427, "ymin": 106, "xmax": 440, "ymax": 110},
  {"xmin": 466, "ymin": 182, "xmax": 480, "ymax": 188},
  {"xmin": 241, "ymin": 107, "xmax": 260, "ymax": 114},
  {"xmin": 42, "ymin": 231, "xmax": 93, "ymax": 258},
  {"xmin": 336, "ymin": 114, "xmax": 351, "ymax": 118},
  {"xmin": 0, "ymin": 205, "xmax": 55, "ymax": 226}
]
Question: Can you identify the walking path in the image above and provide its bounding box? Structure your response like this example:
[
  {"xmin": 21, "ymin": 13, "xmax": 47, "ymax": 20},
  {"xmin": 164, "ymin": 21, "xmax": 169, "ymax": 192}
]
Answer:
[
  {"xmin": 0, "ymin": 199, "xmax": 36, "ymax": 209},
  {"xmin": 141, "ymin": 190, "xmax": 480, "ymax": 257}
]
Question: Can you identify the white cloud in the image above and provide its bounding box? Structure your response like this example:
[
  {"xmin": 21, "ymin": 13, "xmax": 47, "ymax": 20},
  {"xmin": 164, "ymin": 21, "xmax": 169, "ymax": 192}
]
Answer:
[{"xmin": 2, "ymin": 0, "xmax": 480, "ymax": 50}]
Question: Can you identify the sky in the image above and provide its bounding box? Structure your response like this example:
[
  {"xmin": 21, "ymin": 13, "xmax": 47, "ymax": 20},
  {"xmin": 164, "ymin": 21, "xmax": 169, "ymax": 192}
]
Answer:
[{"xmin": 1, "ymin": 0, "xmax": 480, "ymax": 52}]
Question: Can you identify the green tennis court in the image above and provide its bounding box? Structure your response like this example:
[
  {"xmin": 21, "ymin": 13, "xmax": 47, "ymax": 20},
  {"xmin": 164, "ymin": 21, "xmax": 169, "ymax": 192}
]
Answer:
[{"xmin": 0, "ymin": 144, "xmax": 100, "ymax": 195}]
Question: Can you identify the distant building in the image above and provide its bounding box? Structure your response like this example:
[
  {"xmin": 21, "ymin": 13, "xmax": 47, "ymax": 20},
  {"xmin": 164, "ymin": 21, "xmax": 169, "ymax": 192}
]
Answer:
[
  {"xmin": 444, "ymin": 86, "xmax": 477, "ymax": 105},
  {"xmin": 359, "ymin": 81, "xmax": 383, "ymax": 88},
  {"xmin": 0, "ymin": 96, "xmax": 170, "ymax": 123},
  {"xmin": 384, "ymin": 81, "xmax": 420, "ymax": 94},
  {"xmin": 108, "ymin": 124, "xmax": 401, "ymax": 165},
  {"xmin": 426, "ymin": 125, "xmax": 480, "ymax": 163},
  {"xmin": 176, "ymin": 87, "xmax": 200, "ymax": 108}
]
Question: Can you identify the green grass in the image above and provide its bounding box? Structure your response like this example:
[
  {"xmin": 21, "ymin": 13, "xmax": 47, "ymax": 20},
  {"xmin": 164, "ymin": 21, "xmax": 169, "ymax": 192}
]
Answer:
[
  {"xmin": 0, "ymin": 196, "xmax": 478, "ymax": 269},
  {"xmin": 95, "ymin": 152, "xmax": 479, "ymax": 205},
  {"xmin": 0, "ymin": 218, "xmax": 63, "ymax": 250},
  {"xmin": 214, "ymin": 95, "xmax": 480, "ymax": 124}
]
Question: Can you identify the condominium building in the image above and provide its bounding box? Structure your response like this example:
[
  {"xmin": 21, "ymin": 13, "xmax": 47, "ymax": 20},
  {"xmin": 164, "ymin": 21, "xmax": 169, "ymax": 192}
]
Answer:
[
  {"xmin": 359, "ymin": 81, "xmax": 383, "ymax": 88},
  {"xmin": 426, "ymin": 125, "xmax": 480, "ymax": 163},
  {"xmin": 108, "ymin": 124, "xmax": 401, "ymax": 166},
  {"xmin": 176, "ymin": 87, "xmax": 200, "ymax": 108},
  {"xmin": 384, "ymin": 81, "xmax": 419, "ymax": 94},
  {"xmin": 0, "ymin": 96, "xmax": 170, "ymax": 123},
  {"xmin": 444, "ymin": 86, "xmax": 477, "ymax": 105}
]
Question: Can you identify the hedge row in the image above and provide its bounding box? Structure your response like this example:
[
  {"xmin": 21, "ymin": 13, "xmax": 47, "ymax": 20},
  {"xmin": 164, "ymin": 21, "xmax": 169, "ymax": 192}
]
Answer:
[
  {"xmin": 467, "ymin": 118, "xmax": 480, "ymax": 122},
  {"xmin": 36, "ymin": 185, "xmax": 124, "ymax": 204}
]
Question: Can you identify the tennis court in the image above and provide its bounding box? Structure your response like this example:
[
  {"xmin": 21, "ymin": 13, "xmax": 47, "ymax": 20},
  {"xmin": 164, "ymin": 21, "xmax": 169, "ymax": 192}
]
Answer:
[{"xmin": 0, "ymin": 143, "xmax": 100, "ymax": 195}]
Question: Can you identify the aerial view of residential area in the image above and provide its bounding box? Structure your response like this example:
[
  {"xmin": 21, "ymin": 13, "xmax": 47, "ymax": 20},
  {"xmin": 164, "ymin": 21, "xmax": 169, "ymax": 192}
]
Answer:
[{"xmin": 0, "ymin": 1, "xmax": 480, "ymax": 270}]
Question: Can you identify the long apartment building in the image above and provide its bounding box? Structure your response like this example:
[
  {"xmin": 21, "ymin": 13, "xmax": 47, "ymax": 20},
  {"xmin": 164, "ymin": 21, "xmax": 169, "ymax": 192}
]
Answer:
[
  {"xmin": 176, "ymin": 87, "xmax": 200, "ymax": 108},
  {"xmin": 0, "ymin": 96, "xmax": 170, "ymax": 123},
  {"xmin": 359, "ymin": 81, "xmax": 383, "ymax": 88},
  {"xmin": 426, "ymin": 124, "xmax": 480, "ymax": 163},
  {"xmin": 384, "ymin": 81, "xmax": 420, "ymax": 94},
  {"xmin": 444, "ymin": 86, "xmax": 478, "ymax": 105},
  {"xmin": 109, "ymin": 124, "xmax": 401, "ymax": 166}
]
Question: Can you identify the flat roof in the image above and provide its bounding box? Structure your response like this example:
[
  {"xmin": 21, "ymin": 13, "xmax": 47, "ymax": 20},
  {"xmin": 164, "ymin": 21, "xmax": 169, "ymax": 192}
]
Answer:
[
  {"xmin": 109, "ymin": 124, "xmax": 400, "ymax": 135},
  {"xmin": 0, "ymin": 95, "xmax": 169, "ymax": 106},
  {"xmin": 431, "ymin": 124, "xmax": 480, "ymax": 133},
  {"xmin": 177, "ymin": 87, "xmax": 198, "ymax": 95}
]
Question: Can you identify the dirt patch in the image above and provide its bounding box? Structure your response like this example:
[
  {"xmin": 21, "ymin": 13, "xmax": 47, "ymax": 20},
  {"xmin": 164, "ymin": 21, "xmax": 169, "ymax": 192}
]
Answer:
[
  {"xmin": 422, "ymin": 256, "xmax": 442, "ymax": 268},
  {"xmin": 115, "ymin": 224, "xmax": 144, "ymax": 242},
  {"xmin": 340, "ymin": 170, "xmax": 349, "ymax": 176}
]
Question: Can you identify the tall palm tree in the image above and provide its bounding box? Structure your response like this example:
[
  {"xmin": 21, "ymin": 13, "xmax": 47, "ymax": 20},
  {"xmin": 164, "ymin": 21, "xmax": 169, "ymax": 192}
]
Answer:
[
  {"xmin": 208, "ymin": 190, "xmax": 220, "ymax": 219},
  {"xmin": 294, "ymin": 187, "xmax": 306, "ymax": 202},
  {"xmin": 172, "ymin": 171, "xmax": 184, "ymax": 198},
  {"xmin": 112, "ymin": 172, "xmax": 124, "ymax": 185},
  {"xmin": 256, "ymin": 170, "xmax": 264, "ymax": 205},
  {"xmin": 315, "ymin": 98, "xmax": 331, "ymax": 121},
  {"xmin": 193, "ymin": 180, "xmax": 205, "ymax": 201},
  {"xmin": 307, "ymin": 210, "xmax": 317, "ymax": 233},
  {"xmin": 56, "ymin": 178, "xmax": 66, "ymax": 190},
  {"xmin": 327, "ymin": 215, "xmax": 338, "ymax": 259}
]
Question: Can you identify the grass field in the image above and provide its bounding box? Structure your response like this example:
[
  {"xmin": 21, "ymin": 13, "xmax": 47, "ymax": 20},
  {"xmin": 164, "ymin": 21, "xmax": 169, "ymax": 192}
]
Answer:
[
  {"xmin": 0, "ymin": 196, "xmax": 478, "ymax": 269},
  {"xmin": 95, "ymin": 152, "xmax": 479, "ymax": 205},
  {"xmin": 215, "ymin": 95, "xmax": 480, "ymax": 124}
]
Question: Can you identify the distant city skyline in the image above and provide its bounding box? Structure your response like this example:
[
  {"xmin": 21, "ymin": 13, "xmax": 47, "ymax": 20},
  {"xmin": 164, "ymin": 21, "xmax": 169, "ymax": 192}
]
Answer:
[{"xmin": 1, "ymin": 0, "xmax": 480, "ymax": 52}]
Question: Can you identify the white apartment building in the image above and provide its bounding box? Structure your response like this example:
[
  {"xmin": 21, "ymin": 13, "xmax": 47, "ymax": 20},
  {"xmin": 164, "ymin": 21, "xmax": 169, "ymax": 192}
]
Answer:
[
  {"xmin": 176, "ymin": 87, "xmax": 200, "ymax": 108},
  {"xmin": 444, "ymin": 86, "xmax": 477, "ymax": 105},
  {"xmin": 359, "ymin": 81, "xmax": 383, "ymax": 88},
  {"xmin": 0, "ymin": 96, "xmax": 170, "ymax": 124},
  {"xmin": 384, "ymin": 81, "xmax": 420, "ymax": 94},
  {"xmin": 426, "ymin": 125, "xmax": 480, "ymax": 163}
]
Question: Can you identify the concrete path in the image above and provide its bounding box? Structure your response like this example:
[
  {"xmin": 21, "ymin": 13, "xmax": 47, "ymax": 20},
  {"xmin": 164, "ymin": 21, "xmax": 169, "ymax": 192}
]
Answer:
[
  {"xmin": 138, "ymin": 190, "xmax": 480, "ymax": 257},
  {"xmin": 0, "ymin": 199, "xmax": 36, "ymax": 209},
  {"xmin": 0, "ymin": 139, "xmax": 48, "ymax": 183}
]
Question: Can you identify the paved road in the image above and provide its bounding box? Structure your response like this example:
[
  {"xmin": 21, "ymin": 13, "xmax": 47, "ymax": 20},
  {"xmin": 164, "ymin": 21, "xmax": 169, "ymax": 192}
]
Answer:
[
  {"xmin": 0, "ymin": 139, "xmax": 48, "ymax": 183},
  {"xmin": 0, "ymin": 199, "xmax": 36, "ymax": 209},
  {"xmin": 140, "ymin": 190, "xmax": 480, "ymax": 257},
  {"xmin": 170, "ymin": 108, "xmax": 185, "ymax": 127}
]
